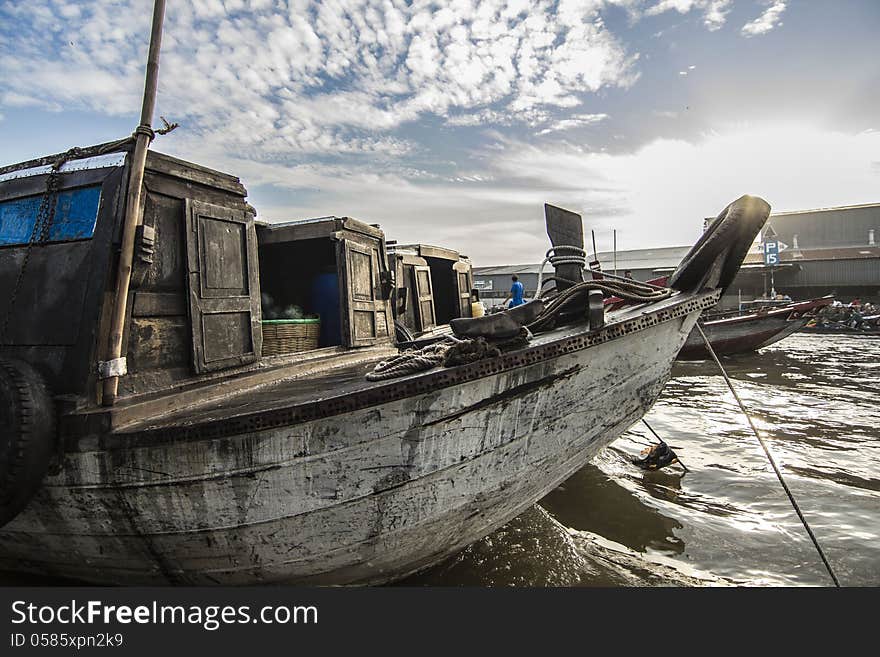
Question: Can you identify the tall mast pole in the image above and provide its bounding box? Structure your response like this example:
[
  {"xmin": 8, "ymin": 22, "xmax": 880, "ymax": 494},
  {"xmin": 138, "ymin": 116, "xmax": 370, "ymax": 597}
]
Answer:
[
  {"xmin": 101, "ymin": 0, "xmax": 167, "ymax": 405},
  {"xmin": 612, "ymin": 229, "xmax": 617, "ymax": 277}
]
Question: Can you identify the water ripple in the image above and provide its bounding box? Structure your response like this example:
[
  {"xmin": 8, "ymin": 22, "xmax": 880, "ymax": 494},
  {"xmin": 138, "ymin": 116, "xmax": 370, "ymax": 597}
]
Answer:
[{"xmin": 410, "ymin": 334, "xmax": 880, "ymax": 587}]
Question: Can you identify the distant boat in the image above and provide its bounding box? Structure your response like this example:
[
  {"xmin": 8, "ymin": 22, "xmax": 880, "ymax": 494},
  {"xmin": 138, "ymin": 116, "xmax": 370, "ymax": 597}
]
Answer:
[
  {"xmin": 677, "ymin": 297, "xmax": 834, "ymax": 360},
  {"xmin": 800, "ymin": 314, "xmax": 880, "ymax": 336}
]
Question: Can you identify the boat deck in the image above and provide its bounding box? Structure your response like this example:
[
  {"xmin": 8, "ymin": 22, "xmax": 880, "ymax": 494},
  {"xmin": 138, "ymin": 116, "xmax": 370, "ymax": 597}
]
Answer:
[
  {"xmin": 63, "ymin": 290, "xmax": 715, "ymax": 448},
  {"xmin": 108, "ymin": 318, "xmax": 584, "ymax": 442},
  {"xmin": 121, "ymin": 357, "xmax": 379, "ymax": 434}
]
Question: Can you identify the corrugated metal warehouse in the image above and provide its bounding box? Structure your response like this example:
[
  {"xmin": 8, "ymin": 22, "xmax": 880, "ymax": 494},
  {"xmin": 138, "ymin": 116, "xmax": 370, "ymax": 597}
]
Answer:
[{"xmin": 473, "ymin": 203, "xmax": 880, "ymax": 307}]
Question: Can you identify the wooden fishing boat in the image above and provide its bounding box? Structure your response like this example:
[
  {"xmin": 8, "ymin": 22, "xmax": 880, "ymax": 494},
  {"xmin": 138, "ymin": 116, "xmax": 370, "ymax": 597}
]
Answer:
[
  {"xmin": 0, "ymin": 1, "xmax": 772, "ymax": 585},
  {"xmin": 0, "ymin": 138, "xmax": 769, "ymax": 584},
  {"xmin": 677, "ymin": 297, "xmax": 834, "ymax": 360}
]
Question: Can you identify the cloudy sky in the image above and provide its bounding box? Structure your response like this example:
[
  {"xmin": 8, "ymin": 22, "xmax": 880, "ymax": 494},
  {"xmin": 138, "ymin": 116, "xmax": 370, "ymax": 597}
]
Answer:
[{"xmin": 1, "ymin": 0, "xmax": 878, "ymax": 264}]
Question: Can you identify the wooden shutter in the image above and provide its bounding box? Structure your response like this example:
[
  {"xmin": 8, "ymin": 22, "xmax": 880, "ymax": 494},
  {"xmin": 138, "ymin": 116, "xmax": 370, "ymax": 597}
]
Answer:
[
  {"xmin": 184, "ymin": 199, "xmax": 261, "ymax": 373},
  {"xmin": 340, "ymin": 239, "xmax": 391, "ymax": 346},
  {"xmin": 412, "ymin": 265, "xmax": 436, "ymax": 331},
  {"xmin": 453, "ymin": 261, "xmax": 473, "ymax": 318}
]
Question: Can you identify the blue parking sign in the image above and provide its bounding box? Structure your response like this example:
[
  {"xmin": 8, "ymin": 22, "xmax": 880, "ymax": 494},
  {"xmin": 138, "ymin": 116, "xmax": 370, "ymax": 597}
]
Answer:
[{"xmin": 764, "ymin": 240, "xmax": 779, "ymax": 266}]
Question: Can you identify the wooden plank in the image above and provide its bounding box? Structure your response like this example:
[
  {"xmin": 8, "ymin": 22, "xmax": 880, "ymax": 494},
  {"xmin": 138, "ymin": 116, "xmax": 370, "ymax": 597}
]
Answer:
[
  {"xmin": 184, "ymin": 199, "xmax": 261, "ymax": 372},
  {"xmin": 413, "ymin": 265, "xmax": 436, "ymax": 330},
  {"xmin": 132, "ymin": 292, "xmax": 186, "ymax": 317},
  {"xmin": 126, "ymin": 317, "xmax": 188, "ymax": 371},
  {"xmin": 255, "ymin": 219, "xmax": 339, "ymax": 245},
  {"xmin": 338, "ymin": 217, "xmax": 384, "ymax": 239},
  {"xmin": 143, "ymin": 172, "xmax": 249, "ymax": 210},
  {"xmin": 453, "ymin": 260, "xmax": 473, "ymax": 318},
  {"xmin": 139, "ymin": 190, "xmax": 185, "ymax": 291},
  {"xmin": 0, "ymin": 168, "xmax": 116, "ymax": 203},
  {"xmin": 145, "ymin": 150, "xmax": 246, "ymax": 196},
  {"xmin": 413, "ymin": 244, "xmax": 460, "ymax": 261},
  {"xmin": 0, "ymin": 142, "xmax": 131, "ymax": 176}
]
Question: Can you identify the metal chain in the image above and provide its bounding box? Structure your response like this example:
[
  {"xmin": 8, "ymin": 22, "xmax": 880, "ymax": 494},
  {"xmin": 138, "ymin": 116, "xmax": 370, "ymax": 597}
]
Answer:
[{"xmin": 0, "ymin": 149, "xmax": 78, "ymax": 343}]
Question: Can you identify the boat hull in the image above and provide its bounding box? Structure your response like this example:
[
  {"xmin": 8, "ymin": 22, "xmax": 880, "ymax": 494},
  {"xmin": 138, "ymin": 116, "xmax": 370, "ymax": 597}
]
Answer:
[
  {"xmin": 678, "ymin": 311, "xmax": 795, "ymax": 360},
  {"xmin": 754, "ymin": 317, "xmax": 810, "ymax": 349},
  {"xmin": 0, "ymin": 299, "xmax": 707, "ymax": 585}
]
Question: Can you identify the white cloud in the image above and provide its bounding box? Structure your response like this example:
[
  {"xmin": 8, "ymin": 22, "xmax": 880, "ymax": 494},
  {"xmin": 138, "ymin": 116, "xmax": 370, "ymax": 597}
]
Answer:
[
  {"xmin": 0, "ymin": 0, "xmax": 753, "ymax": 167},
  {"xmin": 0, "ymin": 0, "xmax": 638, "ymax": 158},
  {"xmin": 742, "ymin": 1, "xmax": 787, "ymax": 37},
  {"xmin": 536, "ymin": 113, "xmax": 609, "ymax": 135},
  {"xmin": 646, "ymin": 0, "xmax": 732, "ymax": 31},
  {"xmin": 481, "ymin": 124, "xmax": 880, "ymax": 260}
]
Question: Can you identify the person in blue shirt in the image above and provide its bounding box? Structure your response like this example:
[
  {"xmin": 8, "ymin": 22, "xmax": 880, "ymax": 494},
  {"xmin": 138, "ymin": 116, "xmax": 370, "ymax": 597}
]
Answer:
[{"xmin": 505, "ymin": 275, "xmax": 526, "ymax": 308}]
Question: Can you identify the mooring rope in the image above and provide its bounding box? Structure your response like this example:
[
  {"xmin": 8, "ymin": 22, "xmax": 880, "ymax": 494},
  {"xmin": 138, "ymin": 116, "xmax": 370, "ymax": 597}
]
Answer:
[
  {"xmin": 695, "ymin": 323, "xmax": 841, "ymax": 587},
  {"xmin": 527, "ymin": 277, "xmax": 672, "ymax": 333}
]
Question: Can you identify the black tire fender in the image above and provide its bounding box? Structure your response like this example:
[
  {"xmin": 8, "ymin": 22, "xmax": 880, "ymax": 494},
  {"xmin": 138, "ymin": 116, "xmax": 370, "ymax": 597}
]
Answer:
[{"xmin": 0, "ymin": 359, "xmax": 55, "ymax": 527}]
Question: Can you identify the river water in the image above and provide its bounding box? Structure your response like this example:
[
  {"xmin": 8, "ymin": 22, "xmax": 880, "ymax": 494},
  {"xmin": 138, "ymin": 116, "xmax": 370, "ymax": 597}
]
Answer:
[{"xmin": 403, "ymin": 334, "xmax": 880, "ymax": 587}]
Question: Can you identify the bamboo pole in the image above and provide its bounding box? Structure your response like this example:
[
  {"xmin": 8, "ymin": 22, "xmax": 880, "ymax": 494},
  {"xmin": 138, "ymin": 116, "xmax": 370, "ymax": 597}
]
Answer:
[{"xmin": 101, "ymin": 0, "xmax": 167, "ymax": 405}]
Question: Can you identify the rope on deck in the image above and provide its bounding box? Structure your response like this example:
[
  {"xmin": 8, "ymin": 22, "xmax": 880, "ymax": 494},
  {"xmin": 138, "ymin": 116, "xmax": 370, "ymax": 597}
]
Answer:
[{"xmin": 366, "ymin": 328, "xmax": 533, "ymax": 381}]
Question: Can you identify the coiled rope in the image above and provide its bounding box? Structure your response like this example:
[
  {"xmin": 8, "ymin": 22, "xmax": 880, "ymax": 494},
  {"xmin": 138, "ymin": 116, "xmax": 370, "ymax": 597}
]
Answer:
[
  {"xmin": 366, "ymin": 339, "xmax": 454, "ymax": 381},
  {"xmin": 695, "ymin": 323, "xmax": 841, "ymax": 587},
  {"xmin": 527, "ymin": 276, "xmax": 673, "ymax": 333},
  {"xmin": 534, "ymin": 245, "xmax": 587, "ymax": 298},
  {"xmin": 366, "ymin": 327, "xmax": 533, "ymax": 381}
]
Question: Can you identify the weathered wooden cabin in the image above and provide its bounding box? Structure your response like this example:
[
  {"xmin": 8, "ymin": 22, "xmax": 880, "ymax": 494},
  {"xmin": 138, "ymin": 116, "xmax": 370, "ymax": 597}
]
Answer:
[
  {"xmin": 387, "ymin": 243, "xmax": 473, "ymax": 336},
  {"xmin": 0, "ymin": 145, "xmax": 397, "ymax": 418}
]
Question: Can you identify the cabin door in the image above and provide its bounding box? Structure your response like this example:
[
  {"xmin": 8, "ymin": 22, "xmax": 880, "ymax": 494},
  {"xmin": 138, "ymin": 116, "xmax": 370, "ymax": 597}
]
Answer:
[
  {"xmin": 453, "ymin": 261, "xmax": 473, "ymax": 318},
  {"xmin": 413, "ymin": 265, "xmax": 436, "ymax": 331},
  {"xmin": 184, "ymin": 199, "xmax": 262, "ymax": 373},
  {"xmin": 339, "ymin": 239, "xmax": 392, "ymax": 346}
]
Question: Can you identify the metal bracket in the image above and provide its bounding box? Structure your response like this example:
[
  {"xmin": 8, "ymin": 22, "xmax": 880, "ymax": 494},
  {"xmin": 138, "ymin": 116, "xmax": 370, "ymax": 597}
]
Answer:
[
  {"xmin": 588, "ymin": 290, "xmax": 605, "ymax": 330},
  {"xmin": 98, "ymin": 357, "xmax": 128, "ymax": 379}
]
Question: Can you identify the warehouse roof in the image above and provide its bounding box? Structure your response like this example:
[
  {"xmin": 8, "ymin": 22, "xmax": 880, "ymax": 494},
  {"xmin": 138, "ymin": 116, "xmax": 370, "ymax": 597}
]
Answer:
[
  {"xmin": 474, "ymin": 245, "xmax": 690, "ymax": 276},
  {"xmin": 768, "ymin": 201, "xmax": 880, "ymax": 218}
]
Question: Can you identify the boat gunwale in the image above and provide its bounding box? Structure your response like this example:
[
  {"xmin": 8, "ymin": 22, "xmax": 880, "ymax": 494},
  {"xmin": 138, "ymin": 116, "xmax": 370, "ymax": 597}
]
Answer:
[{"xmin": 702, "ymin": 305, "xmax": 795, "ymax": 326}]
